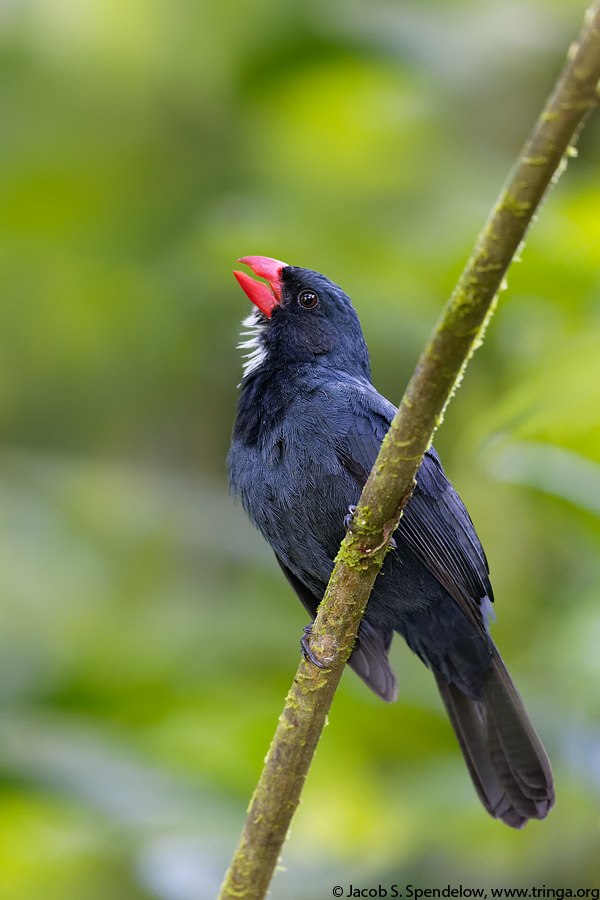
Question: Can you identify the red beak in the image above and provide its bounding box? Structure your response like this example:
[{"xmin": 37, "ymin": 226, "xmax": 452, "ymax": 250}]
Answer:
[{"xmin": 233, "ymin": 256, "xmax": 288, "ymax": 318}]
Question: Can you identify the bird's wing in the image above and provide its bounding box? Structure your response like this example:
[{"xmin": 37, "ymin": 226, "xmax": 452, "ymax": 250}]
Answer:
[
  {"xmin": 400, "ymin": 446, "xmax": 493, "ymax": 635},
  {"xmin": 275, "ymin": 553, "xmax": 398, "ymax": 703},
  {"xmin": 336, "ymin": 388, "xmax": 493, "ymax": 638}
]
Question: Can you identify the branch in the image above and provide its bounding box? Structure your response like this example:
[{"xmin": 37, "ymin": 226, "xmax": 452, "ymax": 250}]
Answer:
[{"xmin": 219, "ymin": 5, "xmax": 600, "ymax": 898}]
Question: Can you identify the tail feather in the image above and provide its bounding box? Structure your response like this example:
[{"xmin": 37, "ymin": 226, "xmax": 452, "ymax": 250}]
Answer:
[{"xmin": 434, "ymin": 647, "xmax": 554, "ymax": 828}]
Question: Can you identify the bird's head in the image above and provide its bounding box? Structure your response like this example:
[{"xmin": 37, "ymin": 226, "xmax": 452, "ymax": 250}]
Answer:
[{"xmin": 233, "ymin": 256, "xmax": 371, "ymax": 381}]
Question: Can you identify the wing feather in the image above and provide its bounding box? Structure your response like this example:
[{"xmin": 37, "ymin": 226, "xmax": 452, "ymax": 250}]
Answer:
[{"xmin": 336, "ymin": 393, "xmax": 493, "ymax": 638}]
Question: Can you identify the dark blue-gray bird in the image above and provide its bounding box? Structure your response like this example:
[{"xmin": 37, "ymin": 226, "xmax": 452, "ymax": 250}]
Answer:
[{"xmin": 228, "ymin": 255, "xmax": 554, "ymax": 828}]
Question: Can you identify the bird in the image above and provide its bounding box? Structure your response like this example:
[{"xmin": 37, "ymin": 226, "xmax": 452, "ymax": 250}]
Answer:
[{"xmin": 228, "ymin": 255, "xmax": 554, "ymax": 828}]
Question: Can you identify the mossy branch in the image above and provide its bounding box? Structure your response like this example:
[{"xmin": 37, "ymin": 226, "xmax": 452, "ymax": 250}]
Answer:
[{"xmin": 219, "ymin": 5, "xmax": 600, "ymax": 899}]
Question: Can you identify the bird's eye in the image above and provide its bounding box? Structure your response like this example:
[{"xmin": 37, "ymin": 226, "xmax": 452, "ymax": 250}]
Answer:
[{"xmin": 297, "ymin": 289, "xmax": 319, "ymax": 309}]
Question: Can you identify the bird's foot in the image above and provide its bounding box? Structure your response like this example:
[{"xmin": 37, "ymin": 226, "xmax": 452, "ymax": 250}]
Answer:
[
  {"xmin": 301, "ymin": 624, "xmax": 329, "ymax": 669},
  {"xmin": 343, "ymin": 505, "xmax": 357, "ymax": 530},
  {"xmin": 344, "ymin": 504, "xmax": 397, "ymax": 552}
]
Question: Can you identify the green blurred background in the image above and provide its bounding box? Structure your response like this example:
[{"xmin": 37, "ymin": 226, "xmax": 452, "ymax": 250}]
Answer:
[{"xmin": 1, "ymin": 0, "xmax": 600, "ymax": 897}]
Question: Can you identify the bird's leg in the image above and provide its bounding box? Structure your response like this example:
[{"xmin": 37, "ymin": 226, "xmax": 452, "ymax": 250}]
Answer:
[{"xmin": 300, "ymin": 624, "xmax": 329, "ymax": 669}]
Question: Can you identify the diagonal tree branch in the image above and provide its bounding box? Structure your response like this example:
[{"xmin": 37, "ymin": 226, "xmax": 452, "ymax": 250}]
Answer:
[{"xmin": 219, "ymin": 5, "xmax": 600, "ymax": 898}]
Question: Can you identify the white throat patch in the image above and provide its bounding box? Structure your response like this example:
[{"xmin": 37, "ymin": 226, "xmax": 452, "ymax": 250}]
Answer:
[{"xmin": 238, "ymin": 309, "xmax": 268, "ymax": 379}]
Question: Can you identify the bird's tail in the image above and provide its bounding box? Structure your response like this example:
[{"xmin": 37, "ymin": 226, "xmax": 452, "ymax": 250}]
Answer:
[{"xmin": 434, "ymin": 646, "xmax": 554, "ymax": 828}]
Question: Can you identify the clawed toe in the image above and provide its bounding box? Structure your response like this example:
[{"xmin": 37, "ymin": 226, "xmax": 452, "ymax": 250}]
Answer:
[
  {"xmin": 344, "ymin": 504, "xmax": 357, "ymax": 530},
  {"xmin": 300, "ymin": 624, "xmax": 328, "ymax": 669}
]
